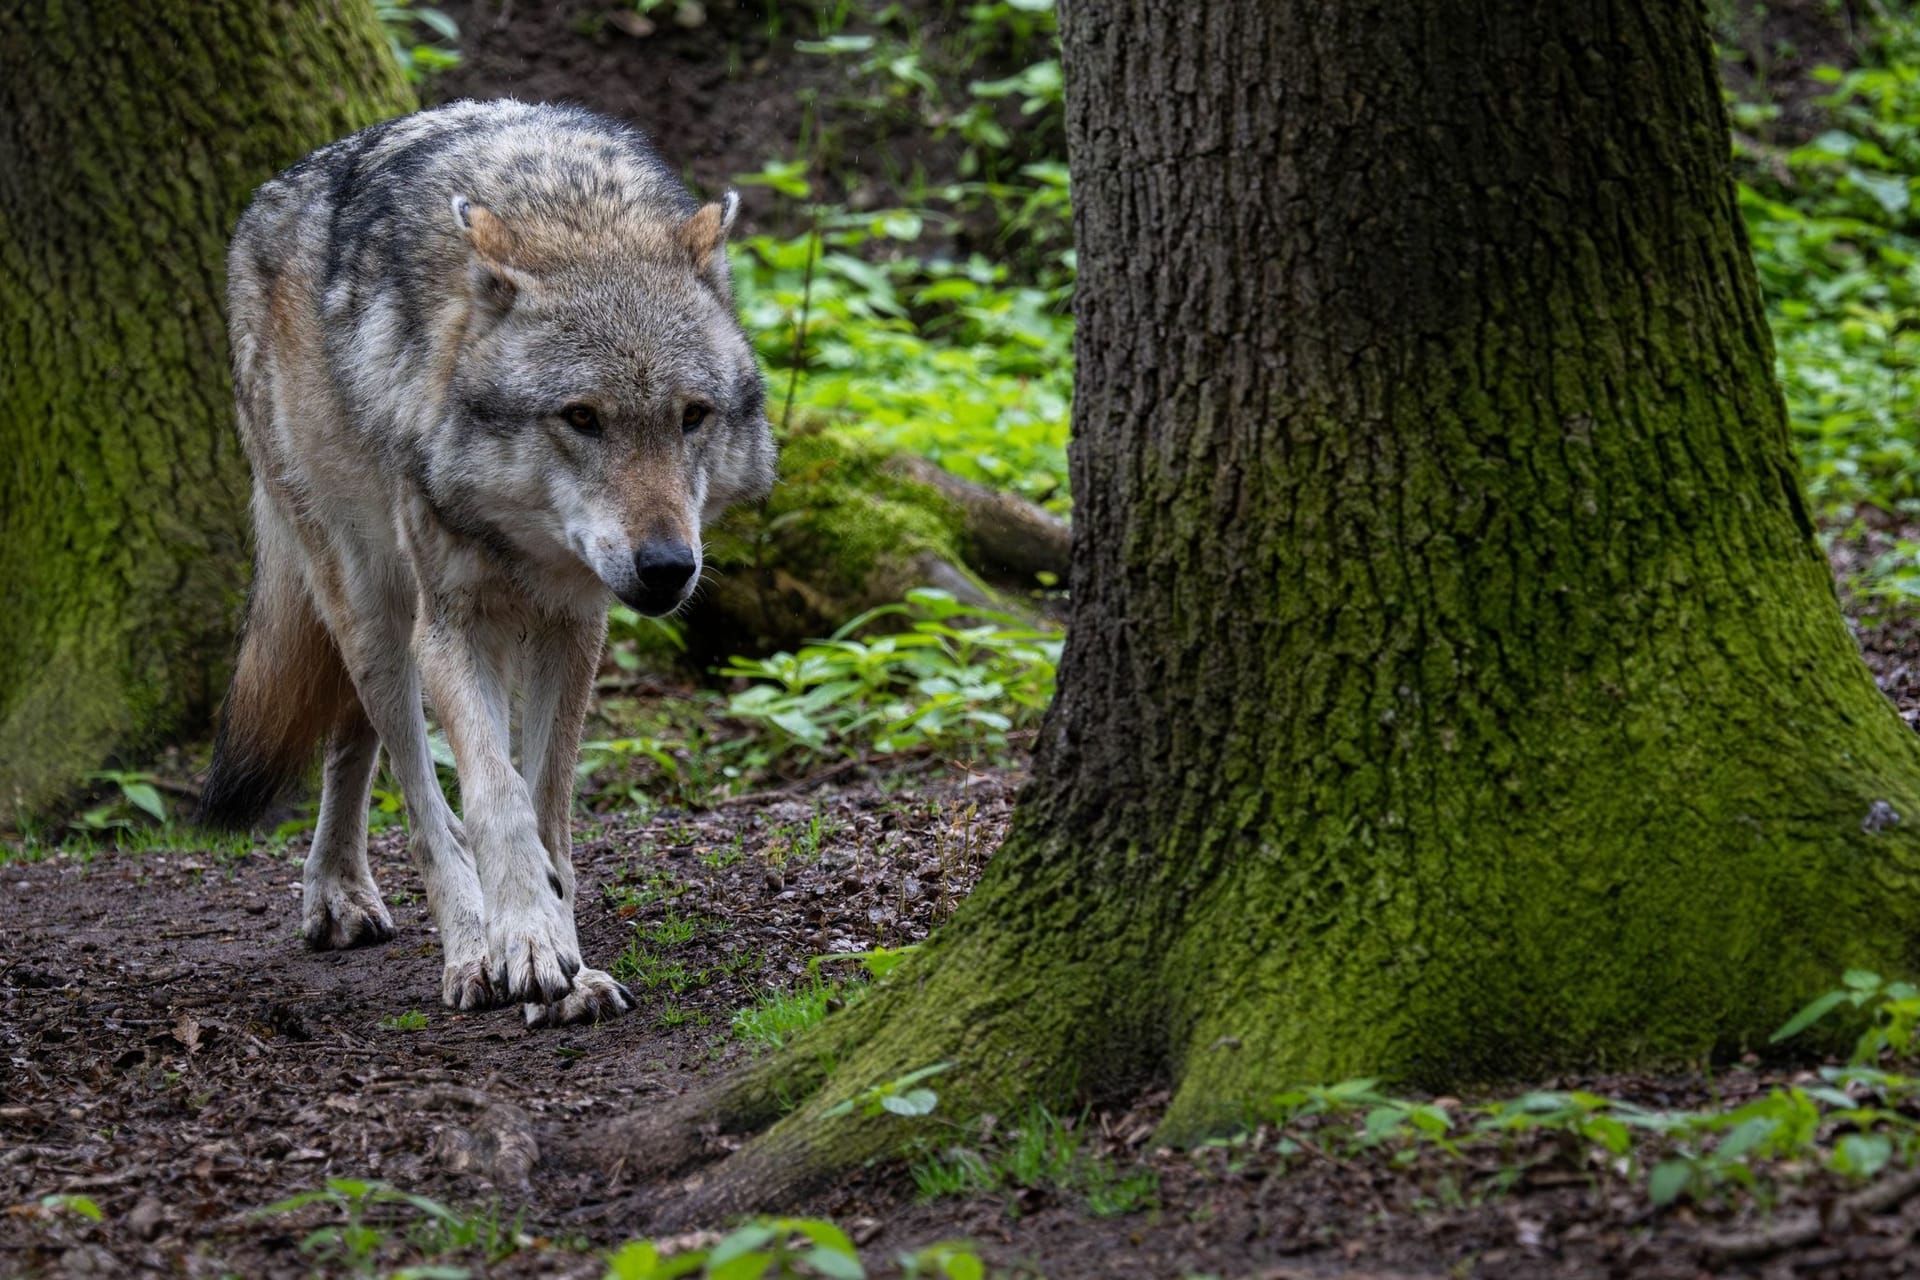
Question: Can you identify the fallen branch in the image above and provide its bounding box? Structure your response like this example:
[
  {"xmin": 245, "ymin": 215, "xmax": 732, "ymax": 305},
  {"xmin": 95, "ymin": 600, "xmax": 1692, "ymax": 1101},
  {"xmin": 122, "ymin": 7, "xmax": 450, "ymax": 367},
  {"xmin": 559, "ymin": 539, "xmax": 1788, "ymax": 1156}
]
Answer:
[{"xmin": 884, "ymin": 456, "xmax": 1070, "ymax": 589}]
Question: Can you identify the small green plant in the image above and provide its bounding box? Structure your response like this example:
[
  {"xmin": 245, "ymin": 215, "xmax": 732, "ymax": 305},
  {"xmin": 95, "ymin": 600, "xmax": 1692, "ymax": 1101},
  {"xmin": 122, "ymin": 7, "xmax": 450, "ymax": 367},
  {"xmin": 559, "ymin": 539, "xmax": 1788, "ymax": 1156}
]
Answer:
[
  {"xmin": 380, "ymin": 1009, "xmax": 429, "ymax": 1032},
  {"xmin": 823, "ymin": 1061, "xmax": 952, "ymax": 1119},
  {"xmin": 605, "ymin": 1217, "xmax": 868, "ymax": 1279},
  {"xmin": 604, "ymin": 1216, "xmax": 988, "ymax": 1280},
  {"xmin": 377, "ymin": 5, "xmax": 462, "ymax": 83},
  {"xmin": 74, "ymin": 770, "xmax": 168, "ymax": 830},
  {"xmin": 36, "ymin": 1194, "xmax": 105, "ymax": 1222},
  {"xmin": 720, "ymin": 589, "xmax": 1060, "ymax": 761},
  {"xmin": 911, "ymin": 1102, "xmax": 1158, "ymax": 1217},
  {"xmin": 1772, "ymin": 968, "xmax": 1920, "ymax": 1064},
  {"xmin": 256, "ymin": 1178, "xmax": 485, "ymax": 1277}
]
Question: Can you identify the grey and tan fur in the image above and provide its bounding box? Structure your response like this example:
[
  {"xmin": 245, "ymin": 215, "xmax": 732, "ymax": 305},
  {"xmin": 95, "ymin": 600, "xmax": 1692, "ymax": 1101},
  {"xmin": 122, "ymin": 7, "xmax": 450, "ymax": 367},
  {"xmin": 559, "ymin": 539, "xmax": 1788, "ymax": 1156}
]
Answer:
[{"xmin": 198, "ymin": 101, "xmax": 774, "ymax": 1025}]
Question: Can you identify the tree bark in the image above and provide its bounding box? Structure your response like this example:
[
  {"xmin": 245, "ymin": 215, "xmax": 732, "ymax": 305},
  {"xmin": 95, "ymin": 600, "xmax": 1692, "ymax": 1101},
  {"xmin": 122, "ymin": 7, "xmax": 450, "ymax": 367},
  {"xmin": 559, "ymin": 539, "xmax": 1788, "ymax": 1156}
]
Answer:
[
  {"xmin": 0, "ymin": 1, "xmax": 413, "ymax": 816},
  {"xmin": 595, "ymin": 0, "xmax": 1920, "ymax": 1214}
]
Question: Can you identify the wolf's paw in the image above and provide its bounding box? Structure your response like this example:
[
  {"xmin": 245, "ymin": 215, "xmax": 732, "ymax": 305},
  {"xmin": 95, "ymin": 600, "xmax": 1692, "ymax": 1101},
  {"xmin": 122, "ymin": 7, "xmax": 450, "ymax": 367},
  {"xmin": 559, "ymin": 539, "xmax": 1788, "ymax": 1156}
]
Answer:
[
  {"xmin": 523, "ymin": 967, "xmax": 635, "ymax": 1028},
  {"xmin": 301, "ymin": 877, "xmax": 395, "ymax": 950},
  {"xmin": 486, "ymin": 901, "xmax": 580, "ymax": 1005},
  {"xmin": 441, "ymin": 955, "xmax": 497, "ymax": 1011}
]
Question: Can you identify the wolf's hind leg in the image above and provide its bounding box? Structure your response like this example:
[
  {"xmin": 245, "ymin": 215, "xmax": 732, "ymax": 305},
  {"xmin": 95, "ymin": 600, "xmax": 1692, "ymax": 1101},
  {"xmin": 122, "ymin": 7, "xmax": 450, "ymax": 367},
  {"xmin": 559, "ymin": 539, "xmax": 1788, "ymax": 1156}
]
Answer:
[
  {"xmin": 519, "ymin": 610, "xmax": 634, "ymax": 1027},
  {"xmin": 301, "ymin": 702, "xmax": 394, "ymax": 950}
]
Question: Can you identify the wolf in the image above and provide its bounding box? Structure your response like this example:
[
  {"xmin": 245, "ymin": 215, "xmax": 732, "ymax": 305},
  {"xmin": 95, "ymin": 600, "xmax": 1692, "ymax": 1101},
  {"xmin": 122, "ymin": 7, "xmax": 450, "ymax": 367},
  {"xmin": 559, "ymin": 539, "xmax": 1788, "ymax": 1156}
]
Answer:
[{"xmin": 197, "ymin": 100, "xmax": 775, "ymax": 1026}]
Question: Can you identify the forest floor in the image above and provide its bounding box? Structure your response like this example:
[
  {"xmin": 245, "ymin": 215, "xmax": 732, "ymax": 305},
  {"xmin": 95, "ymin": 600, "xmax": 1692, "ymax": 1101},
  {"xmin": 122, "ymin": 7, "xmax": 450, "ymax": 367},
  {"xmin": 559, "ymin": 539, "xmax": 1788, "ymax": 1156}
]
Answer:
[{"xmin": 5, "ymin": 549, "xmax": 1920, "ymax": 1280}]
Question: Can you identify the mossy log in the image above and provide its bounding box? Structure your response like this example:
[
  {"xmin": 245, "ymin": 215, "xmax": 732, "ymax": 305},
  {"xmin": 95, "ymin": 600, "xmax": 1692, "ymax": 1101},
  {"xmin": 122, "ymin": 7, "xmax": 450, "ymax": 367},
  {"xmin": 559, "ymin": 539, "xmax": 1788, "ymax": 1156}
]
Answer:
[{"xmin": 679, "ymin": 422, "xmax": 1070, "ymax": 659}]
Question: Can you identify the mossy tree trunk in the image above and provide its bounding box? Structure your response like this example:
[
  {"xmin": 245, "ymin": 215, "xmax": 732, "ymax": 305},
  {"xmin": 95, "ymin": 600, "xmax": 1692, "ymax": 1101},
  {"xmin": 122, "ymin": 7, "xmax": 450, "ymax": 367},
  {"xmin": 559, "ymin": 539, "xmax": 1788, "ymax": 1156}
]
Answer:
[
  {"xmin": 599, "ymin": 0, "xmax": 1920, "ymax": 1214},
  {"xmin": 0, "ymin": 1, "xmax": 412, "ymax": 817}
]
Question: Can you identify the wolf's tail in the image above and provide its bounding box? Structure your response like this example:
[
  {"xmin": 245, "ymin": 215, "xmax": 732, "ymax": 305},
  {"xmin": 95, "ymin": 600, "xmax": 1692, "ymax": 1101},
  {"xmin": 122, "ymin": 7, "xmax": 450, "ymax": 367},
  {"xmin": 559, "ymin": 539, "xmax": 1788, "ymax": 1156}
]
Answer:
[{"xmin": 196, "ymin": 547, "xmax": 358, "ymax": 831}]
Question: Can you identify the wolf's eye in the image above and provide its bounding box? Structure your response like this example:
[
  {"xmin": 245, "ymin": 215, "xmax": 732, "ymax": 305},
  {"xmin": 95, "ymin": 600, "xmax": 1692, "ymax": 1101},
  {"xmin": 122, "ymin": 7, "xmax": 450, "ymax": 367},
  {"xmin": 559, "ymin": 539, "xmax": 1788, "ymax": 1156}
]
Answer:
[
  {"xmin": 681, "ymin": 403, "xmax": 710, "ymax": 432},
  {"xmin": 563, "ymin": 404, "xmax": 601, "ymax": 436}
]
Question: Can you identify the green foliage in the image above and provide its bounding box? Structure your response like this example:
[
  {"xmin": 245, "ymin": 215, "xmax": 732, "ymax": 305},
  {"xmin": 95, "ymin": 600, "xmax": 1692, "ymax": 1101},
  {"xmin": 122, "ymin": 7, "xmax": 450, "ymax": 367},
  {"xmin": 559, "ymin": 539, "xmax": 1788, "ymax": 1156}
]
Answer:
[
  {"xmin": 1731, "ymin": 19, "xmax": 1920, "ymax": 536},
  {"xmin": 738, "ymin": 221, "xmax": 1071, "ymax": 509},
  {"xmin": 910, "ymin": 1103, "xmax": 1160, "ymax": 1217},
  {"xmin": 604, "ymin": 1216, "xmax": 985, "ymax": 1280},
  {"xmin": 1771, "ymin": 968, "xmax": 1920, "ymax": 1064},
  {"xmin": 256, "ymin": 1178, "xmax": 515, "ymax": 1277},
  {"xmin": 379, "ymin": 1009, "xmax": 429, "ymax": 1032},
  {"xmin": 1237, "ymin": 1017, "xmax": 1920, "ymax": 1215},
  {"xmin": 718, "ymin": 589, "xmax": 1059, "ymax": 761},
  {"xmin": 377, "ymin": 5, "xmax": 462, "ymax": 83}
]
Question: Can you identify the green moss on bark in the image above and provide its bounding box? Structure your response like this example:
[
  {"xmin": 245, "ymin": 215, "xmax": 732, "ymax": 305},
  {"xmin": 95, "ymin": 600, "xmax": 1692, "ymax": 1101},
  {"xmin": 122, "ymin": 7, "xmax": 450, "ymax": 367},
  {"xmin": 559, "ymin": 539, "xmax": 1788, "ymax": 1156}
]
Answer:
[{"xmin": 0, "ymin": 1, "xmax": 412, "ymax": 817}]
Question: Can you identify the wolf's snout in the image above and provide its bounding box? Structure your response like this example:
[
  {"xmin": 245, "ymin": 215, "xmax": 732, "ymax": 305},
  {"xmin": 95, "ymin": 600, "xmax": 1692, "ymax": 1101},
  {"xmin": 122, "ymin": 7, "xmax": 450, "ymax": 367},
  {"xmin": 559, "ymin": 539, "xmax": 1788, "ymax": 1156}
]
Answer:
[{"xmin": 625, "ymin": 539, "xmax": 697, "ymax": 615}]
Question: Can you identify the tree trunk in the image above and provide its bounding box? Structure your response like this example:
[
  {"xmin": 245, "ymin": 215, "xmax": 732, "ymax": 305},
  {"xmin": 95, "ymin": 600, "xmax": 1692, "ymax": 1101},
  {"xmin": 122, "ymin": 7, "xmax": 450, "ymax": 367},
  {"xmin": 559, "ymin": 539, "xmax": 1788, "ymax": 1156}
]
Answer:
[
  {"xmin": 0, "ymin": 1, "xmax": 412, "ymax": 817},
  {"xmin": 596, "ymin": 0, "xmax": 1920, "ymax": 1214}
]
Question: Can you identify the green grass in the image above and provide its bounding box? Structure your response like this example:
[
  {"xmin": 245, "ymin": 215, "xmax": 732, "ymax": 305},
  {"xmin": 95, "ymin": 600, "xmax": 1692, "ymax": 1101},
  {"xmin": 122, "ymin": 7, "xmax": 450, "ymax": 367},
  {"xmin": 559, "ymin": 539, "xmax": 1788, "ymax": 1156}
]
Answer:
[
  {"xmin": 910, "ymin": 1102, "xmax": 1160, "ymax": 1218},
  {"xmin": 730, "ymin": 975, "xmax": 861, "ymax": 1051},
  {"xmin": 730, "ymin": 948, "xmax": 918, "ymax": 1051}
]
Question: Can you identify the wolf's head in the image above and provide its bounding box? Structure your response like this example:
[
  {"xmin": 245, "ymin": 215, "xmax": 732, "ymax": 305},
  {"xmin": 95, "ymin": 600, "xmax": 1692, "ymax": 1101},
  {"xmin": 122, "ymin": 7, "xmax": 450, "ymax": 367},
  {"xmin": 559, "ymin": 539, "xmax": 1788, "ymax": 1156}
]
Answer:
[{"xmin": 433, "ymin": 188, "xmax": 775, "ymax": 616}]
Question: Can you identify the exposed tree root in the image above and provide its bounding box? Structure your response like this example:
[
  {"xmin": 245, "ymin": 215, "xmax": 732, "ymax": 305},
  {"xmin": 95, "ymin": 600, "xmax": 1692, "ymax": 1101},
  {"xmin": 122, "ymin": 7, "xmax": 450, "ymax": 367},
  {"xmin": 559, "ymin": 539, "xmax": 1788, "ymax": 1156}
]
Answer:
[
  {"xmin": 587, "ymin": 859, "xmax": 1164, "ymax": 1220},
  {"xmin": 1698, "ymin": 1164, "xmax": 1920, "ymax": 1264}
]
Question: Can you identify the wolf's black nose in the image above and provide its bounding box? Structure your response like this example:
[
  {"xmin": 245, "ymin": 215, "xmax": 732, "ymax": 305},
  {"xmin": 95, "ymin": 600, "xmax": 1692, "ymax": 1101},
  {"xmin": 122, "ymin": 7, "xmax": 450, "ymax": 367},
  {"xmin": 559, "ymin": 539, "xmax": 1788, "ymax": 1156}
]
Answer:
[{"xmin": 630, "ymin": 540, "xmax": 697, "ymax": 614}]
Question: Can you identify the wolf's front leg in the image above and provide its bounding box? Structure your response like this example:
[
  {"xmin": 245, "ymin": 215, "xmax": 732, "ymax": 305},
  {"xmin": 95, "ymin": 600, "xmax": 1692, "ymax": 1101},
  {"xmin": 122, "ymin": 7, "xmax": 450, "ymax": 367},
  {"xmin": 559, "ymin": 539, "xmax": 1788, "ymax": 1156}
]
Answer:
[
  {"xmin": 520, "ymin": 609, "xmax": 635, "ymax": 1027},
  {"xmin": 328, "ymin": 596, "xmax": 492, "ymax": 1010},
  {"xmin": 419, "ymin": 606, "xmax": 581, "ymax": 1006}
]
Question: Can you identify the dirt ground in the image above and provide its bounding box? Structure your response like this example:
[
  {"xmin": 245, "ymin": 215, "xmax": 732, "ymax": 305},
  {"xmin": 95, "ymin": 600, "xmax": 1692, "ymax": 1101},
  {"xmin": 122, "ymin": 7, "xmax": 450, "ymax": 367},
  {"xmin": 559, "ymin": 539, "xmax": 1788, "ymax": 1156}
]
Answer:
[{"xmin": 10, "ymin": 713, "xmax": 1920, "ymax": 1278}]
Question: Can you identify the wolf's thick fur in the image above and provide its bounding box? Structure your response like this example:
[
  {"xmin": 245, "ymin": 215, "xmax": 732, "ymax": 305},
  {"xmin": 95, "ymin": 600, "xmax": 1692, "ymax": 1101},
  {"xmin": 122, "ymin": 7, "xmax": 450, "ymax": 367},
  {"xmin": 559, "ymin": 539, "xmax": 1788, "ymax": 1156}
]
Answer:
[{"xmin": 199, "ymin": 101, "xmax": 775, "ymax": 1025}]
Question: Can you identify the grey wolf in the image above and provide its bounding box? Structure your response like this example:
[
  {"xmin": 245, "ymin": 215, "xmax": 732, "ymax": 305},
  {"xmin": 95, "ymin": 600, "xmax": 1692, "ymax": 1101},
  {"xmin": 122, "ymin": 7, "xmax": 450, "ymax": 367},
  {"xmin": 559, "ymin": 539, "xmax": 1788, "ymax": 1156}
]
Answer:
[{"xmin": 197, "ymin": 100, "xmax": 775, "ymax": 1026}]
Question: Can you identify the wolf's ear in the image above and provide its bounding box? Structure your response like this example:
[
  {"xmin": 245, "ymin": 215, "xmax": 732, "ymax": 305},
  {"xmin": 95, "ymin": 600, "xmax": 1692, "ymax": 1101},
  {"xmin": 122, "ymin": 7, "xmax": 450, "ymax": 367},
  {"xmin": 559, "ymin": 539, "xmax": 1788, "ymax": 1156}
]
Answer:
[
  {"xmin": 450, "ymin": 193, "xmax": 521, "ymax": 317},
  {"xmin": 678, "ymin": 190, "xmax": 740, "ymax": 297}
]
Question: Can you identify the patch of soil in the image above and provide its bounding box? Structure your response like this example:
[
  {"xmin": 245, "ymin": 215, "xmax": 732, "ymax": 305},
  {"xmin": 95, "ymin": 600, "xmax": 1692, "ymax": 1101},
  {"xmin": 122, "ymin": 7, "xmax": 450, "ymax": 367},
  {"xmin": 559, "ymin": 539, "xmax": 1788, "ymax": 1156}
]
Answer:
[
  {"xmin": 1717, "ymin": 0, "xmax": 1878, "ymax": 141},
  {"xmin": 1829, "ymin": 510, "xmax": 1920, "ymax": 727},
  {"xmin": 0, "ymin": 764, "xmax": 1014, "ymax": 1277},
  {"xmin": 426, "ymin": 0, "xmax": 1061, "ymax": 247},
  {"xmin": 11, "ymin": 538, "xmax": 1920, "ymax": 1278},
  {"xmin": 427, "ymin": 0, "xmax": 828, "ymax": 205}
]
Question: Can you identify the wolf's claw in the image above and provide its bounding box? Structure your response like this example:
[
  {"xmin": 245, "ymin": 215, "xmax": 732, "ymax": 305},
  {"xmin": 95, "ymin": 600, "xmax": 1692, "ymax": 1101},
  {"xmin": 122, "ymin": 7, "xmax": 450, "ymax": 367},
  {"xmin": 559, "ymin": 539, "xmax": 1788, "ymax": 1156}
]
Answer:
[
  {"xmin": 487, "ymin": 901, "xmax": 581, "ymax": 1005},
  {"xmin": 442, "ymin": 957, "xmax": 496, "ymax": 1011},
  {"xmin": 302, "ymin": 877, "xmax": 395, "ymax": 951},
  {"xmin": 524, "ymin": 968, "xmax": 636, "ymax": 1027}
]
